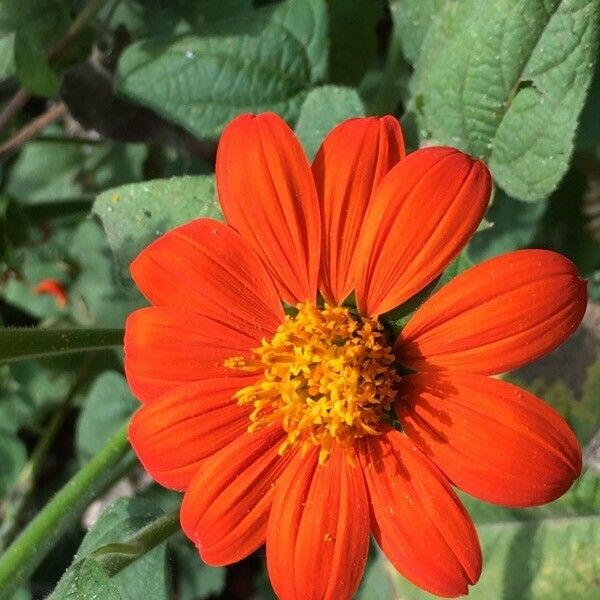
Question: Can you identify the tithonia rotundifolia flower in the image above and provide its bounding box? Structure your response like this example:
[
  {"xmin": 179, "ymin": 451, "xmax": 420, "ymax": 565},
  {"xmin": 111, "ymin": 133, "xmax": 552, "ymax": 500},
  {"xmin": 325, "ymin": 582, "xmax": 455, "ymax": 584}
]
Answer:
[{"xmin": 124, "ymin": 113, "xmax": 586, "ymax": 599}]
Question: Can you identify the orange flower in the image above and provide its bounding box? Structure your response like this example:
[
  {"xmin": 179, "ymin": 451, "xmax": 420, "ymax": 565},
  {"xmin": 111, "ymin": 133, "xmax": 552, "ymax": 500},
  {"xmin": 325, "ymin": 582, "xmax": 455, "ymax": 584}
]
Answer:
[{"xmin": 125, "ymin": 114, "xmax": 586, "ymax": 599}]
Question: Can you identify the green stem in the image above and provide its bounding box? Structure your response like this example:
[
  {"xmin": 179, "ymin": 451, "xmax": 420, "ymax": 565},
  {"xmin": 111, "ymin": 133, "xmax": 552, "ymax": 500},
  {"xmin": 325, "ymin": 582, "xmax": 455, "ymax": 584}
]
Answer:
[
  {"xmin": 0, "ymin": 356, "xmax": 95, "ymax": 550},
  {"xmin": 0, "ymin": 328, "xmax": 124, "ymax": 363},
  {"xmin": 0, "ymin": 421, "xmax": 135, "ymax": 600},
  {"xmin": 0, "ymin": 0, "xmax": 112, "ymax": 134},
  {"xmin": 91, "ymin": 509, "xmax": 181, "ymax": 576}
]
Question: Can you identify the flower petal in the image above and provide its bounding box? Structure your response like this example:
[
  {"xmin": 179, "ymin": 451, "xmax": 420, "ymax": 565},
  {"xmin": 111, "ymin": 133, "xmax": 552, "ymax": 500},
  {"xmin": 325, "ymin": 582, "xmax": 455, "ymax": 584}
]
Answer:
[
  {"xmin": 128, "ymin": 378, "xmax": 253, "ymax": 490},
  {"xmin": 267, "ymin": 445, "xmax": 369, "ymax": 600},
  {"xmin": 130, "ymin": 218, "xmax": 283, "ymax": 337},
  {"xmin": 355, "ymin": 147, "xmax": 491, "ymax": 317},
  {"xmin": 124, "ymin": 307, "xmax": 257, "ymax": 403},
  {"xmin": 358, "ymin": 430, "xmax": 481, "ymax": 598},
  {"xmin": 395, "ymin": 249, "xmax": 587, "ymax": 374},
  {"xmin": 216, "ymin": 113, "xmax": 320, "ymax": 304},
  {"xmin": 180, "ymin": 423, "xmax": 291, "ymax": 566},
  {"xmin": 312, "ymin": 116, "xmax": 405, "ymax": 304},
  {"xmin": 396, "ymin": 372, "xmax": 582, "ymax": 507}
]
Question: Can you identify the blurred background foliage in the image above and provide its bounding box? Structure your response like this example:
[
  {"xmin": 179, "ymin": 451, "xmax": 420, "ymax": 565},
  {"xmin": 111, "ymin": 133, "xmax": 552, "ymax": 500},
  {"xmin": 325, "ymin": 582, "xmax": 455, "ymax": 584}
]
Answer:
[{"xmin": 0, "ymin": 0, "xmax": 598, "ymax": 598}]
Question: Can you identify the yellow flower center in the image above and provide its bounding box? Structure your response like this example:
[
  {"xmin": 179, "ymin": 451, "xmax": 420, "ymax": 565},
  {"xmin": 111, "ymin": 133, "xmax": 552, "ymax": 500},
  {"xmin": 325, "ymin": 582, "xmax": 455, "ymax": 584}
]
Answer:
[{"xmin": 225, "ymin": 302, "xmax": 400, "ymax": 464}]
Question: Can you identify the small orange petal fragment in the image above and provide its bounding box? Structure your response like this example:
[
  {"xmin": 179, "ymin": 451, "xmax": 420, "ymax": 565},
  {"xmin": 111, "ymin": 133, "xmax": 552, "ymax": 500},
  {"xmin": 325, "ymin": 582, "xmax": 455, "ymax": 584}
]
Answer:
[{"xmin": 34, "ymin": 278, "xmax": 67, "ymax": 307}]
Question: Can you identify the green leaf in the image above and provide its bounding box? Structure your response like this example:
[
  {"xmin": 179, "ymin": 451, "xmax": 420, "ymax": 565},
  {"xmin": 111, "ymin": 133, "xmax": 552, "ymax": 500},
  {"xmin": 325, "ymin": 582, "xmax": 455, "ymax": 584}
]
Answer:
[
  {"xmin": 8, "ymin": 589, "xmax": 31, "ymax": 600},
  {"xmin": 14, "ymin": 20, "xmax": 61, "ymax": 96},
  {"xmin": 92, "ymin": 175, "xmax": 221, "ymax": 284},
  {"xmin": 116, "ymin": 0, "xmax": 328, "ymax": 138},
  {"xmin": 138, "ymin": 486, "xmax": 225, "ymax": 599},
  {"xmin": 51, "ymin": 558, "xmax": 121, "ymax": 600},
  {"xmin": 170, "ymin": 536, "xmax": 227, "ymax": 600},
  {"xmin": 389, "ymin": 0, "xmax": 446, "ymax": 65},
  {"xmin": 69, "ymin": 220, "xmax": 145, "ymax": 327},
  {"xmin": 0, "ymin": 33, "xmax": 15, "ymax": 80},
  {"xmin": 0, "ymin": 357, "xmax": 80, "ymax": 434},
  {"xmin": 1, "ymin": 222, "xmax": 75, "ymax": 321},
  {"xmin": 364, "ymin": 470, "xmax": 600, "ymax": 599},
  {"xmin": 0, "ymin": 432, "xmax": 26, "ymax": 496},
  {"xmin": 11, "ymin": 0, "xmax": 68, "ymax": 96},
  {"xmin": 468, "ymin": 191, "xmax": 548, "ymax": 262},
  {"xmin": 577, "ymin": 55, "xmax": 600, "ymax": 155},
  {"xmin": 0, "ymin": 328, "xmax": 123, "ymax": 363},
  {"xmin": 327, "ymin": 0, "xmax": 381, "ymax": 85},
  {"xmin": 76, "ymin": 372, "xmax": 137, "ymax": 463},
  {"xmin": 74, "ymin": 498, "xmax": 170, "ymax": 600},
  {"xmin": 6, "ymin": 135, "xmax": 146, "ymax": 207},
  {"xmin": 295, "ymin": 85, "xmax": 365, "ymax": 159},
  {"xmin": 508, "ymin": 312, "xmax": 600, "ymax": 446},
  {"xmin": 533, "ymin": 167, "xmax": 600, "ymax": 276},
  {"xmin": 0, "ymin": 0, "xmax": 63, "ymax": 33},
  {"xmin": 6, "ymin": 133, "xmax": 85, "ymax": 204},
  {"xmin": 0, "ymin": 422, "xmax": 133, "ymax": 599},
  {"xmin": 414, "ymin": 0, "xmax": 600, "ymax": 201}
]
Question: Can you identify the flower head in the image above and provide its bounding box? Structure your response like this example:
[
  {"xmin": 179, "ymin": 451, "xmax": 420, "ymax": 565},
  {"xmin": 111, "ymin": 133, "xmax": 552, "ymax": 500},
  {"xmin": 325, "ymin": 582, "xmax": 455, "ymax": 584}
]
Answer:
[{"xmin": 125, "ymin": 114, "xmax": 586, "ymax": 599}]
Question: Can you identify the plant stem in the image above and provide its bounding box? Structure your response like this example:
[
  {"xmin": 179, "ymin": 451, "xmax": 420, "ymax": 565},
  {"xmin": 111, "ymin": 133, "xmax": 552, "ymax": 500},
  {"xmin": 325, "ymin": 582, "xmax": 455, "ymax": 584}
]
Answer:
[
  {"xmin": 91, "ymin": 509, "xmax": 181, "ymax": 576},
  {"xmin": 0, "ymin": 103, "xmax": 68, "ymax": 159},
  {"xmin": 0, "ymin": 421, "xmax": 135, "ymax": 600},
  {"xmin": 0, "ymin": 89, "xmax": 30, "ymax": 133},
  {"xmin": 0, "ymin": 328, "xmax": 124, "ymax": 363},
  {"xmin": 0, "ymin": 0, "xmax": 111, "ymax": 134},
  {"xmin": 0, "ymin": 356, "xmax": 95, "ymax": 550}
]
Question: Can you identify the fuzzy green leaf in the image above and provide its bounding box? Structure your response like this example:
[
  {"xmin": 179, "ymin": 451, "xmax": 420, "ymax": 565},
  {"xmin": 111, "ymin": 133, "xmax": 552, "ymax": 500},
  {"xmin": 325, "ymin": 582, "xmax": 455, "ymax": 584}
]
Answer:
[
  {"xmin": 389, "ymin": 0, "xmax": 446, "ymax": 64},
  {"xmin": 359, "ymin": 470, "xmax": 600, "ymax": 599},
  {"xmin": 92, "ymin": 175, "xmax": 221, "ymax": 285},
  {"xmin": 0, "ymin": 432, "xmax": 26, "ymax": 496},
  {"xmin": 294, "ymin": 85, "xmax": 365, "ymax": 159},
  {"xmin": 415, "ymin": 0, "xmax": 600, "ymax": 201},
  {"xmin": 51, "ymin": 558, "xmax": 121, "ymax": 600},
  {"xmin": 116, "ymin": 0, "xmax": 328, "ymax": 138},
  {"xmin": 468, "ymin": 191, "xmax": 548, "ymax": 262},
  {"xmin": 76, "ymin": 372, "xmax": 138, "ymax": 463},
  {"xmin": 52, "ymin": 498, "xmax": 171, "ymax": 600}
]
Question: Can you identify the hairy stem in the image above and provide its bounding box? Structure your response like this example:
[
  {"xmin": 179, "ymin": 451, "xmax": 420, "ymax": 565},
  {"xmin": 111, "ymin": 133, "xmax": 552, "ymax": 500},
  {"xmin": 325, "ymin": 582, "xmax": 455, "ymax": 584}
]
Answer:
[
  {"xmin": 0, "ymin": 328, "xmax": 124, "ymax": 363},
  {"xmin": 0, "ymin": 421, "xmax": 135, "ymax": 600},
  {"xmin": 0, "ymin": 356, "xmax": 95, "ymax": 550}
]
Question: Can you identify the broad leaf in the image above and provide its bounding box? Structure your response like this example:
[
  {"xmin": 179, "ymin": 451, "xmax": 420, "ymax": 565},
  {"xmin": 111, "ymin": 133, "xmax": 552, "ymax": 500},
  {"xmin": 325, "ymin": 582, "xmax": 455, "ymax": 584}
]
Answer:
[
  {"xmin": 0, "ymin": 33, "xmax": 15, "ymax": 80},
  {"xmin": 170, "ymin": 536, "xmax": 227, "ymax": 600},
  {"xmin": 93, "ymin": 175, "xmax": 221, "ymax": 284},
  {"xmin": 358, "ymin": 470, "xmax": 600, "ymax": 599},
  {"xmin": 468, "ymin": 191, "xmax": 548, "ymax": 262},
  {"xmin": 294, "ymin": 85, "xmax": 365, "ymax": 159},
  {"xmin": 69, "ymin": 221, "xmax": 145, "ymax": 327},
  {"xmin": 389, "ymin": 0, "xmax": 446, "ymax": 65},
  {"xmin": 76, "ymin": 372, "xmax": 138, "ymax": 463},
  {"xmin": 509, "ymin": 306, "xmax": 600, "ymax": 446},
  {"xmin": 414, "ymin": 0, "xmax": 599, "ymax": 201},
  {"xmin": 0, "ymin": 431, "xmax": 26, "ymax": 495},
  {"xmin": 116, "ymin": 0, "xmax": 328, "ymax": 138},
  {"xmin": 52, "ymin": 498, "xmax": 170, "ymax": 600},
  {"xmin": 51, "ymin": 558, "xmax": 121, "ymax": 600}
]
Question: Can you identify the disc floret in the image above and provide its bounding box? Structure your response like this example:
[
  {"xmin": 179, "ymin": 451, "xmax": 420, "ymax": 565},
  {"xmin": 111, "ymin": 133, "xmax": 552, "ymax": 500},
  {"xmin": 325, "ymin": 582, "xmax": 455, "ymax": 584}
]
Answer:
[{"xmin": 225, "ymin": 302, "xmax": 400, "ymax": 464}]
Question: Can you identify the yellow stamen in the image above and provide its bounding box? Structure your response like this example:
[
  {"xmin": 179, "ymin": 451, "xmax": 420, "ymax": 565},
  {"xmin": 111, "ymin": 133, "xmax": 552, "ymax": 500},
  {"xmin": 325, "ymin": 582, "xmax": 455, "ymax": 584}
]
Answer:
[{"xmin": 225, "ymin": 302, "xmax": 400, "ymax": 464}]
